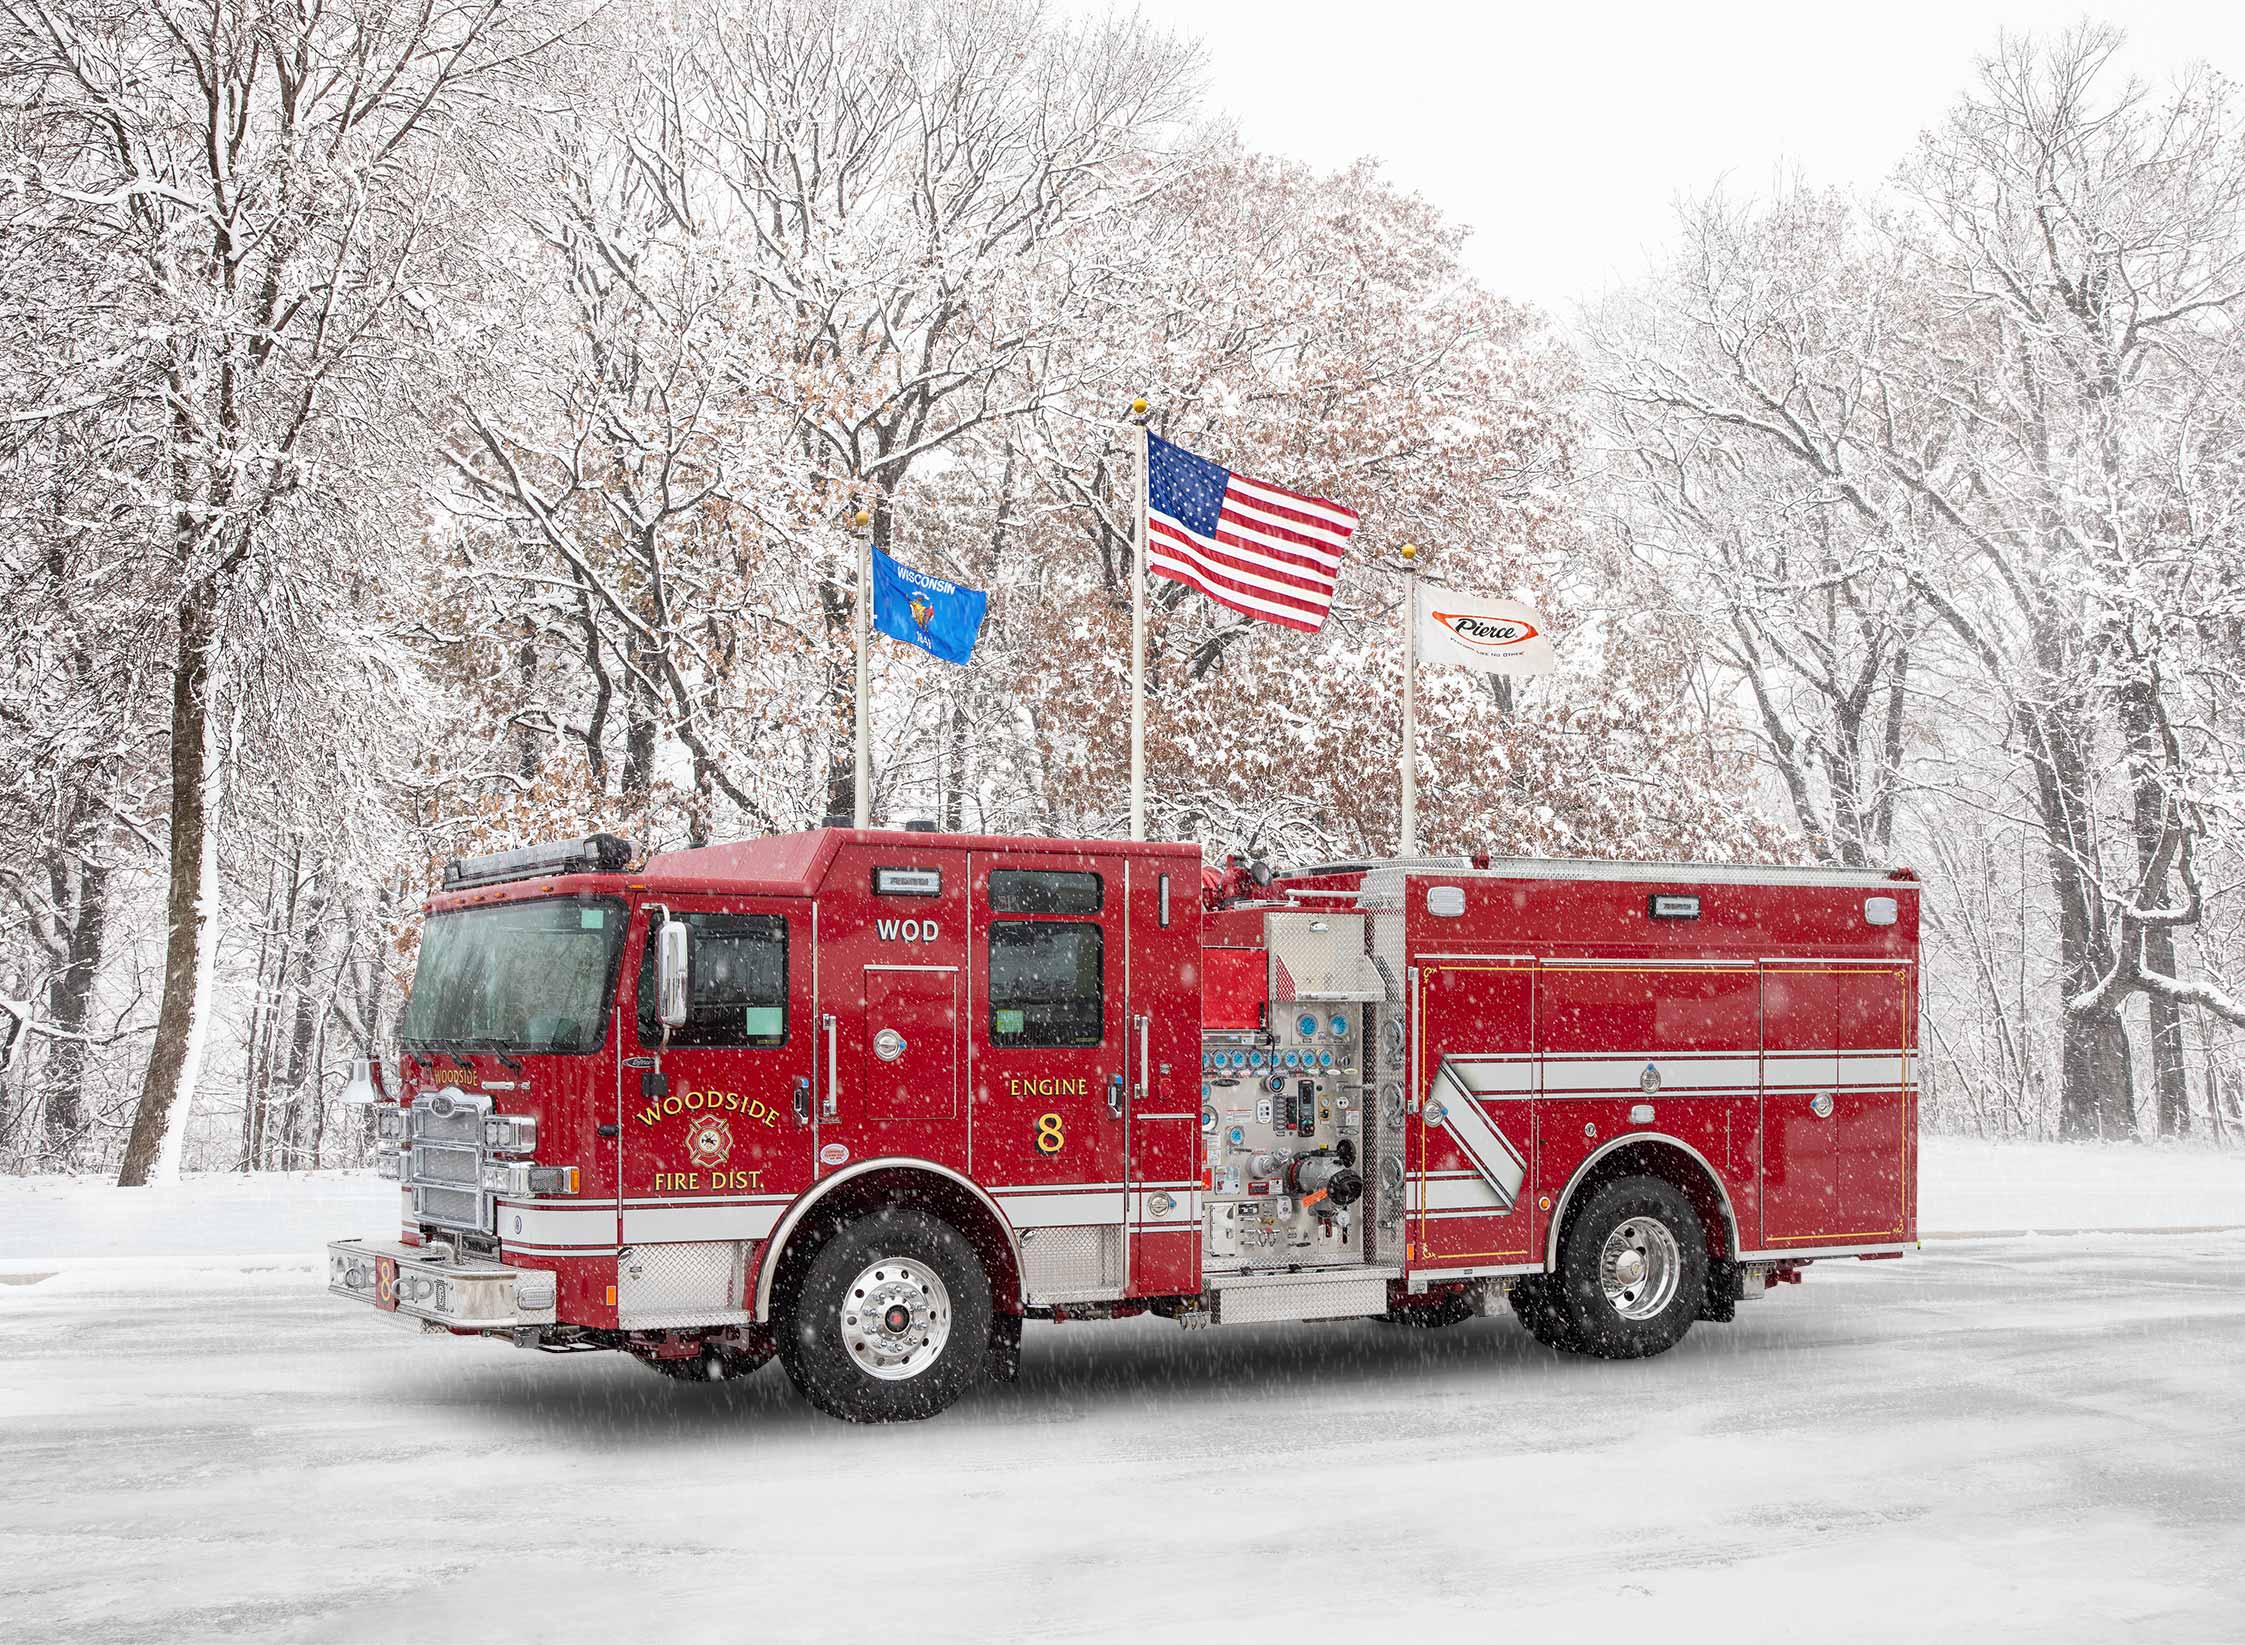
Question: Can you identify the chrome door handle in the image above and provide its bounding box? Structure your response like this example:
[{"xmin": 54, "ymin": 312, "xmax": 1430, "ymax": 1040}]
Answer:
[
  {"xmin": 793, "ymin": 1075, "xmax": 811, "ymax": 1126},
  {"xmin": 1108, "ymin": 1073, "xmax": 1124, "ymax": 1118},
  {"xmin": 822, "ymin": 1014, "xmax": 838, "ymax": 1118}
]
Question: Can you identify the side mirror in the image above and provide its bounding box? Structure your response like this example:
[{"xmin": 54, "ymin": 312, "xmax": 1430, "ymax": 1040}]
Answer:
[
  {"xmin": 340, "ymin": 1055, "xmax": 381, "ymax": 1107},
  {"xmin": 656, "ymin": 919, "xmax": 690, "ymax": 1028}
]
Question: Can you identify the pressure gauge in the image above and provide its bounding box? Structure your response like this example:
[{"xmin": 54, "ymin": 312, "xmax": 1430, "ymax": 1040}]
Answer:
[
  {"xmin": 1330, "ymin": 1014, "xmax": 1349, "ymax": 1037},
  {"xmin": 1297, "ymin": 1014, "xmax": 1319, "ymax": 1038}
]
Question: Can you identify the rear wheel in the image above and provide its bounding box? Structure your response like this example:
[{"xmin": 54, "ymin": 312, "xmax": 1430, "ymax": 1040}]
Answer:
[
  {"xmin": 779, "ymin": 1206, "xmax": 992, "ymax": 1423},
  {"xmin": 1547, "ymin": 1175, "xmax": 1708, "ymax": 1360}
]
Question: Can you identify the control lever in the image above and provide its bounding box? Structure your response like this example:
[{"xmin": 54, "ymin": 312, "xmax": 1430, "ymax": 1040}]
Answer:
[
  {"xmin": 792, "ymin": 1074, "xmax": 811, "ymax": 1126},
  {"xmin": 1108, "ymin": 1073, "xmax": 1124, "ymax": 1118}
]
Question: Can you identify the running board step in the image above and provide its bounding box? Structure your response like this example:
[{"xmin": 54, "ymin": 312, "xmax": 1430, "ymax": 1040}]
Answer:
[{"xmin": 1210, "ymin": 1270, "xmax": 1395, "ymax": 1325}]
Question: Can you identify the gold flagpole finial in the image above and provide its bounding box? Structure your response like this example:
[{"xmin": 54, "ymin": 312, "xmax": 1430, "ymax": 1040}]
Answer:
[
  {"xmin": 852, "ymin": 509, "xmax": 871, "ymax": 529},
  {"xmin": 1130, "ymin": 397, "xmax": 1148, "ymax": 417},
  {"xmin": 1399, "ymin": 541, "xmax": 1418, "ymax": 563}
]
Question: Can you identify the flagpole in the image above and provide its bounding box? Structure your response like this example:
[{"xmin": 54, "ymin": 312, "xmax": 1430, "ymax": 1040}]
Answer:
[
  {"xmin": 1400, "ymin": 541, "xmax": 1419, "ymax": 858},
  {"xmin": 854, "ymin": 507, "xmax": 872, "ymax": 828},
  {"xmin": 1128, "ymin": 397, "xmax": 1150, "ymax": 842}
]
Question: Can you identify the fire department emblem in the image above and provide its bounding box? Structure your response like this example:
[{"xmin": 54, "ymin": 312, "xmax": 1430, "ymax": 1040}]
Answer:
[{"xmin": 684, "ymin": 1114, "xmax": 733, "ymax": 1168}]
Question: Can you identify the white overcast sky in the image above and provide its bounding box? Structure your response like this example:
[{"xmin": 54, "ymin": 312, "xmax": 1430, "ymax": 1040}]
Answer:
[{"xmin": 1076, "ymin": 1, "xmax": 2245, "ymax": 316}]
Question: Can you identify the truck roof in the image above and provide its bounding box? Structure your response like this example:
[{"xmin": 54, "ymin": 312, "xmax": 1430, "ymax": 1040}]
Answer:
[{"xmin": 637, "ymin": 827, "xmax": 1203, "ymax": 896}]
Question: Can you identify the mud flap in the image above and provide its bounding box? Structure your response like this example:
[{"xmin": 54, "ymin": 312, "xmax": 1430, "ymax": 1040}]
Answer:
[{"xmin": 988, "ymin": 1310, "xmax": 1022, "ymax": 1383}]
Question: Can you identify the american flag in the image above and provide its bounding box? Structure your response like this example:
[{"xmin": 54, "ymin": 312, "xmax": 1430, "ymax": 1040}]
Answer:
[{"xmin": 1144, "ymin": 433, "xmax": 1359, "ymax": 633}]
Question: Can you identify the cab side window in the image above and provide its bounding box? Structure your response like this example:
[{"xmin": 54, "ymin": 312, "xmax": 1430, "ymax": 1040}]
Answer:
[
  {"xmin": 987, "ymin": 921, "xmax": 1103, "ymax": 1047},
  {"xmin": 637, "ymin": 912, "xmax": 788, "ymax": 1048}
]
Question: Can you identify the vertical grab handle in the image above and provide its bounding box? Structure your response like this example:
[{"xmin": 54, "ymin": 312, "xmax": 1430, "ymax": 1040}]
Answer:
[
  {"xmin": 1133, "ymin": 1013, "xmax": 1150, "ymax": 1102},
  {"xmin": 822, "ymin": 1013, "xmax": 839, "ymax": 1118}
]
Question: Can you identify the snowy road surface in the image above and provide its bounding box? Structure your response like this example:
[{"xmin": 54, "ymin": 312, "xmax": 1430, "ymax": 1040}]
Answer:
[{"xmin": 3, "ymin": 1157, "xmax": 2243, "ymax": 1643}]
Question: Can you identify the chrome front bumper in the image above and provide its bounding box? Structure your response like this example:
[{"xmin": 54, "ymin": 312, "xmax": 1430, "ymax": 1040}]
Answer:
[{"xmin": 327, "ymin": 1237, "xmax": 558, "ymax": 1331}]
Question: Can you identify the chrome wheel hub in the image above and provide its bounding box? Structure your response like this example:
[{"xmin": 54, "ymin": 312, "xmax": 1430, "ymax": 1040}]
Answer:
[
  {"xmin": 1598, "ymin": 1216, "xmax": 1682, "ymax": 1321},
  {"xmin": 839, "ymin": 1257, "xmax": 952, "ymax": 1382}
]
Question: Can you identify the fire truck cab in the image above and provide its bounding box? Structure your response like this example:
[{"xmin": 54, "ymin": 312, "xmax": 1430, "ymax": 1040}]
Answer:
[{"xmin": 329, "ymin": 827, "xmax": 1919, "ymax": 1422}]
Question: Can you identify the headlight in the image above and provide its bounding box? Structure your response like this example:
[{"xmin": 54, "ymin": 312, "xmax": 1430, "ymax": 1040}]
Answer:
[
  {"xmin": 482, "ymin": 1163, "xmax": 578, "ymax": 1197},
  {"xmin": 376, "ymin": 1107, "xmax": 406, "ymax": 1140},
  {"xmin": 375, "ymin": 1147, "xmax": 401, "ymax": 1181},
  {"xmin": 483, "ymin": 1115, "xmax": 538, "ymax": 1154}
]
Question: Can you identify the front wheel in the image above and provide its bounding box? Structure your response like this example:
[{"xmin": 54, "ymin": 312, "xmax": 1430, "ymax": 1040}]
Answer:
[
  {"xmin": 780, "ymin": 1207, "xmax": 993, "ymax": 1423},
  {"xmin": 1545, "ymin": 1175, "xmax": 1709, "ymax": 1360}
]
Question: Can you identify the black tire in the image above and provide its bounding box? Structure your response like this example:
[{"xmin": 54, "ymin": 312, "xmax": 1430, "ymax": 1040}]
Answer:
[
  {"xmin": 1506, "ymin": 1273, "xmax": 1581, "ymax": 1350},
  {"xmin": 1547, "ymin": 1174, "xmax": 1708, "ymax": 1360},
  {"xmin": 630, "ymin": 1344, "xmax": 772, "ymax": 1383},
  {"xmin": 779, "ymin": 1206, "xmax": 993, "ymax": 1423},
  {"xmin": 1377, "ymin": 1289, "xmax": 1477, "ymax": 1329}
]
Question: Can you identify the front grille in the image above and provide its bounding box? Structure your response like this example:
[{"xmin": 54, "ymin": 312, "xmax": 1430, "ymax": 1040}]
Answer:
[
  {"xmin": 412, "ymin": 1142, "xmax": 480, "ymax": 1186},
  {"xmin": 414, "ymin": 1185, "xmax": 483, "ymax": 1227},
  {"xmin": 406, "ymin": 1092, "xmax": 495, "ymax": 1233}
]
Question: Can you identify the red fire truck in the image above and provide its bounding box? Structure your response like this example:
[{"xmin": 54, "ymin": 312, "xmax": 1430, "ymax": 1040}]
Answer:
[{"xmin": 328, "ymin": 827, "xmax": 1919, "ymax": 1422}]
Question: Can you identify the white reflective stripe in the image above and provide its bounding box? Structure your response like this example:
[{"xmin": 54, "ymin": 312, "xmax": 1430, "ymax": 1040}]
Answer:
[
  {"xmin": 492, "ymin": 1202, "xmax": 618, "ymax": 1247},
  {"xmin": 1428, "ymin": 1056, "xmax": 1534, "ymax": 1094},
  {"xmin": 1762, "ymin": 1053, "xmax": 1838, "ymax": 1088},
  {"xmin": 1541, "ymin": 1057, "xmax": 1760, "ymax": 1092},
  {"xmin": 1429, "ymin": 1050, "xmax": 1912, "ymax": 1093},
  {"xmin": 995, "ymin": 1189, "xmax": 1129, "ymax": 1227},
  {"xmin": 620, "ymin": 1202, "xmax": 785, "ymax": 1241},
  {"xmin": 1766, "ymin": 1052, "xmax": 1907, "ymax": 1088},
  {"xmin": 1426, "ymin": 1060, "xmax": 1529, "ymax": 1208},
  {"xmin": 1422, "ymin": 1175, "xmax": 1507, "ymax": 1212},
  {"xmin": 620, "ymin": 1193, "xmax": 789, "ymax": 1207}
]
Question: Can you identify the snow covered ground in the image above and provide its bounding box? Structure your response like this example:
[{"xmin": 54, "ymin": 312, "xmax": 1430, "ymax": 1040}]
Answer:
[{"xmin": 2, "ymin": 1142, "xmax": 2241, "ymax": 1643}]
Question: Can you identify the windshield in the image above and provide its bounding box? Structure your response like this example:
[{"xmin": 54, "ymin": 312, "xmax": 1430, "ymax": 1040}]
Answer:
[{"xmin": 401, "ymin": 897, "xmax": 626, "ymax": 1054}]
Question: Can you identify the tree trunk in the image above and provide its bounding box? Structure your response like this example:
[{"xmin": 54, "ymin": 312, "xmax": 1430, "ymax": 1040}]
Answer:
[
  {"xmin": 2145, "ymin": 924, "xmax": 2190, "ymax": 1137},
  {"xmin": 941, "ymin": 697, "xmax": 968, "ymax": 831},
  {"xmin": 621, "ymin": 669, "xmax": 657, "ymax": 805},
  {"xmin": 40, "ymin": 852, "xmax": 112, "ymax": 1162},
  {"xmin": 118, "ymin": 580, "xmax": 221, "ymax": 1187}
]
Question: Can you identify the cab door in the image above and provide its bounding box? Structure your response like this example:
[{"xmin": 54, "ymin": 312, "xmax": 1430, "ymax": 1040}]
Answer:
[
  {"xmin": 970, "ymin": 852, "xmax": 1129, "ymax": 1299},
  {"xmin": 617, "ymin": 899, "xmax": 816, "ymax": 1258}
]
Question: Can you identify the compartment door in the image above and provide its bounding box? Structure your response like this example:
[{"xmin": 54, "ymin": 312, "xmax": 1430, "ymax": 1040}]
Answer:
[
  {"xmin": 861, "ymin": 965, "xmax": 960, "ymax": 1122},
  {"xmin": 1761, "ymin": 963, "xmax": 1909, "ymax": 1248},
  {"xmin": 1412, "ymin": 962, "xmax": 1535, "ymax": 1267}
]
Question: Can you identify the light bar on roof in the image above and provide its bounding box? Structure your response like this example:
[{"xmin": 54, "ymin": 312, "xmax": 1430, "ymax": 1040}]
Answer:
[{"xmin": 442, "ymin": 834, "xmax": 633, "ymax": 891}]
